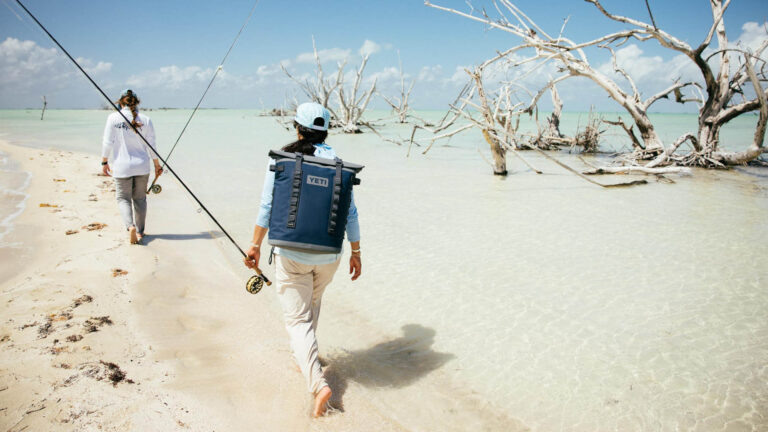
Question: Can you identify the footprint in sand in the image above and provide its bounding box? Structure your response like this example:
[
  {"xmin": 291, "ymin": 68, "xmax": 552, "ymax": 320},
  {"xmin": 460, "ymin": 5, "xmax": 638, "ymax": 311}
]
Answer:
[{"xmin": 83, "ymin": 223, "xmax": 107, "ymax": 231}]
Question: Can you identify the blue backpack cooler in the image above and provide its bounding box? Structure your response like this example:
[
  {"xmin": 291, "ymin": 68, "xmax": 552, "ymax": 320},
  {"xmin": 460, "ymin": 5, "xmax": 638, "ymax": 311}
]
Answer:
[{"xmin": 268, "ymin": 150, "xmax": 363, "ymax": 253}]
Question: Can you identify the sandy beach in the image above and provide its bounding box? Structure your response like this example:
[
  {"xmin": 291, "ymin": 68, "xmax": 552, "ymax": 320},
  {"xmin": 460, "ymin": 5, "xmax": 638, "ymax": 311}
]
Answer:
[{"xmin": 0, "ymin": 140, "xmax": 529, "ymax": 431}]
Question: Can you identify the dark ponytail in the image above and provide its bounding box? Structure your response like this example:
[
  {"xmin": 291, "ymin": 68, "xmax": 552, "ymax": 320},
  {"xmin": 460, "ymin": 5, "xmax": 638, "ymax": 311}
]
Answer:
[
  {"xmin": 282, "ymin": 121, "xmax": 328, "ymax": 155},
  {"xmin": 116, "ymin": 90, "xmax": 143, "ymax": 129}
]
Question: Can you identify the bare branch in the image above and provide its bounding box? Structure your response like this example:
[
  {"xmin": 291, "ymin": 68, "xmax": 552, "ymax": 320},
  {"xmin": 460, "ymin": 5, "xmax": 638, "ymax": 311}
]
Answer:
[
  {"xmin": 697, "ymin": 0, "xmax": 732, "ymax": 52},
  {"xmin": 645, "ymin": 133, "xmax": 698, "ymax": 168},
  {"xmin": 642, "ymin": 81, "xmax": 701, "ymax": 109},
  {"xmin": 524, "ymin": 75, "xmax": 570, "ymax": 113},
  {"xmin": 604, "ymin": 45, "xmax": 640, "ymax": 100},
  {"xmin": 746, "ymin": 51, "xmax": 767, "ymax": 151},
  {"xmin": 583, "ymin": 0, "xmax": 693, "ymax": 52},
  {"xmin": 420, "ymin": 124, "xmax": 474, "ymax": 154},
  {"xmin": 604, "ymin": 118, "xmax": 643, "ymax": 150}
]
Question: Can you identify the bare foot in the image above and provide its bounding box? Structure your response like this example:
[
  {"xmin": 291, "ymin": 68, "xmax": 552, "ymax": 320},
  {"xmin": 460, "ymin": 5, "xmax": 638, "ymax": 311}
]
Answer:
[
  {"xmin": 129, "ymin": 226, "xmax": 138, "ymax": 244},
  {"xmin": 313, "ymin": 386, "xmax": 332, "ymax": 418},
  {"xmin": 136, "ymin": 233, "xmax": 144, "ymax": 244}
]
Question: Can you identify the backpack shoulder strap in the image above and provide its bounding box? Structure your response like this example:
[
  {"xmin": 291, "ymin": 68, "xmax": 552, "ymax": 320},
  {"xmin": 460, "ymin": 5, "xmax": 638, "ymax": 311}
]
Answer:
[
  {"xmin": 287, "ymin": 152, "xmax": 303, "ymax": 229},
  {"xmin": 327, "ymin": 158, "xmax": 343, "ymax": 235}
]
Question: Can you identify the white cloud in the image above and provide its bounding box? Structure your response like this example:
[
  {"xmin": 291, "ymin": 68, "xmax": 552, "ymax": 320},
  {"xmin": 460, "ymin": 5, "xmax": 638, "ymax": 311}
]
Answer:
[
  {"xmin": 445, "ymin": 65, "xmax": 470, "ymax": 86},
  {"xmin": 735, "ymin": 21, "xmax": 768, "ymax": 52},
  {"xmin": 256, "ymin": 64, "xmax": 281, "ymax": 77},
  {"xmin": 295, "ymin": 47, "xmax": 351, "ymax": 64},
  {"xmin": 77, "ymin": 57, "xmax": 112, "ymax": 75},
  {"xmin": 0, "ymin": 37, "xmax": 58, "ymax": 82},
  {"xmin": 0, "ymin": 37, "xmax": 112, "ymax": 108},
  {"xmin": 418, "ymin": 65, "xmax": 443, "ymax": 82},
  {"xmin": 359, "ymin": 40, "xmax": 381, "ymax": 57},
  {"xmin": 126, "ymin": 65, "xmax": 214, "ymax": 90},
  {"xmin": 367, "ymin": 66, "xmax": 401, "ymax": 85}
]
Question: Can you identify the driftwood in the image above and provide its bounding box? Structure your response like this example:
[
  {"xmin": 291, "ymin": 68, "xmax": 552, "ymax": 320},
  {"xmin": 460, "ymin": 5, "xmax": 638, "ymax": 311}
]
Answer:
[
  {"xmin": 484, "ymin": 128, "xmax": 647, "ymax": 188},
  {"xmin": 582, "ymin": 166, "xmax": 692, "ymax": 175}
]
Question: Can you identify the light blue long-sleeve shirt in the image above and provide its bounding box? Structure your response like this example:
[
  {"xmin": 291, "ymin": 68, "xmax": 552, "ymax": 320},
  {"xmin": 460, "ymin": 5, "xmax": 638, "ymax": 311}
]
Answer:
[{"xmin": 256, "ymin": 143, "xmax": 360, "ymax": 265}]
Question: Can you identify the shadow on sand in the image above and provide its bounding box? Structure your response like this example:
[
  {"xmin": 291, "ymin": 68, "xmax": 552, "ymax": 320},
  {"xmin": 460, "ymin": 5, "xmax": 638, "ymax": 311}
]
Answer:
[
  {"xmin": 323, "ymin": 323, "xmax": 454, "ymax": 412},
  {"xmin": 141, "ymin": 231, "xmax": 223, "ymax": 245}
]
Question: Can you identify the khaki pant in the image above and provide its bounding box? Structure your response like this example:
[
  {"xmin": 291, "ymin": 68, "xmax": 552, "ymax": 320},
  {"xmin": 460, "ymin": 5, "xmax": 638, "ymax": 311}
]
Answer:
[{"xmin": 275, "ymin": 255, "xmax": 341, "ymax": 394}]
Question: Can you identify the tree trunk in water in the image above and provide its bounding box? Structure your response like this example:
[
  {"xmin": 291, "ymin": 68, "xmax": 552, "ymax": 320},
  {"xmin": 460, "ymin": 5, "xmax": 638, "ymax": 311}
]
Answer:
[
  {"xmin": 631, "ymin": 112, "xmax": 663, "ymax": 152},
  {"xmin": 482, "ymin": 129, "xmax": 508, "ymax": 175},
  {"xmin": 698, "ymin": 120, "xmax": 719, "ymax": 154}
]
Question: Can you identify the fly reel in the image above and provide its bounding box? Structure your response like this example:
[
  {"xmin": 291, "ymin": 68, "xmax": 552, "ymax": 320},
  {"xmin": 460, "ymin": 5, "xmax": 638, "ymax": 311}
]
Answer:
[
  {"xmin": 246, "ymin": 273, "xmax": 271, "ymax": 294},
  {"xmin": 149, "ymin": 184, "xmax": 162, "ymax": 194}
]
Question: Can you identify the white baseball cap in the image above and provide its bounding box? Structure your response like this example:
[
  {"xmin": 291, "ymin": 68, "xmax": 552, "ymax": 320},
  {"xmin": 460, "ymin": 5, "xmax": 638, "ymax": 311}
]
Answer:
[{"xmin": 295, "ymin": 102, "xmax": 330, "ymax": 131}]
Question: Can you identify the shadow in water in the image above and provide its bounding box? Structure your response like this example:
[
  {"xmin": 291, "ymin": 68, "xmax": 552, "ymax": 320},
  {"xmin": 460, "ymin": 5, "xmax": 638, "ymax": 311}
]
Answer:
[
  {"xmin": 141, "ymin": 231, "xmax": 223, "ymax": 245},
  {"xmin": 323, "ymin": 324, "xmax": 454, "ymax": 412}
]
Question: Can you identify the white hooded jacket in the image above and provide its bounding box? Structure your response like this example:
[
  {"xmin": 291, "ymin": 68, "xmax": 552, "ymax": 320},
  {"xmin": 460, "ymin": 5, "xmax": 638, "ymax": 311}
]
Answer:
[{"xmin": 101, "ymin": 107, "xmax": 158, "ymax": 178}]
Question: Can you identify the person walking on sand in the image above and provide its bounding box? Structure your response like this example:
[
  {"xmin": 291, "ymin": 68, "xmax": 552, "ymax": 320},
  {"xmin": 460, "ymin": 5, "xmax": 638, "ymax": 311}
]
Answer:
[
  {"xmin": 244, "ymin": 102, "xmax": 362, "ymax": 417},
  {"xmin": 101, "ymin": 89, "xmax": 162, "ymax": 244}
]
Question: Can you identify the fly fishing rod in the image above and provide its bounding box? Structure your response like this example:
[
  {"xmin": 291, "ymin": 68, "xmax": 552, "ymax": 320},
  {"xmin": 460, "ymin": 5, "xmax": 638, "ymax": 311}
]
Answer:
[
  {"xmin": 15, "ymin": 0, "xmax": 270, "ymax": 293},
  {"xmin": 146, "ymin": 0, "xmax": 259, "ymax": 195}
]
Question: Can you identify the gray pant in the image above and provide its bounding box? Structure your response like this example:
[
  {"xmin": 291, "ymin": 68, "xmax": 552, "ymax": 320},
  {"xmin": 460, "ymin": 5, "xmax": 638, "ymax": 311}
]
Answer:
[{"xmin": 114, "ymin": 175, "xmax": 149, "ymax": 234}]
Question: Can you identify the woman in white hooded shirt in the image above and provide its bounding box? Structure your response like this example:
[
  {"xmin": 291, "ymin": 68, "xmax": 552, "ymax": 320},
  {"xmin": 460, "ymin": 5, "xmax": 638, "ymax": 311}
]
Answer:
[{"xmin": 101, "ymin": 89, "xmax": 162, "ymax": 244}]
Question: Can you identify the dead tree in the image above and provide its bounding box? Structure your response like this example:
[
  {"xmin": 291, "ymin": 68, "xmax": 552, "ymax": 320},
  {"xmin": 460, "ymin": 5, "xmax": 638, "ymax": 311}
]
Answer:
[
  {"xmin": 336, "ymin": 54, "xmax": 378, "ymax": 133},
  {"xmin": 281, "ymin": 36, "xmax": 343, "ymax": 124},
  {"xmin": 452, "ymin": 55, "xmax": 545, "ymax": 175},
  {"xmin": 282, "ymin": 38, "xmax": 377, "ymax": 133},
  {"xmin": 543, "ymin": 84, "xmax": 563, "ymax": 140},
  {"xmin": 424, "ymin": 0, "xmax": 768, "ymax": 167},
  {"xmin": 380, "ymin": 51, "xmax": 415, "ymax": 123},
  {"xmin": 585, "ymin": 0, "xmax": 767, "ymax": 166},
  {"xmin": 425, "ymin": 1, "xmax": 693, "ymax": 153}
]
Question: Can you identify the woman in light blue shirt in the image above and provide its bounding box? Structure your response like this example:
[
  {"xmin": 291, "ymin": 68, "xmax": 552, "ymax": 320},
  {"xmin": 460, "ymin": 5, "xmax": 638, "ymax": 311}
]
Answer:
[{"xmin": 244, "ymin": 102, "xmax": 361, "ymax": 417}]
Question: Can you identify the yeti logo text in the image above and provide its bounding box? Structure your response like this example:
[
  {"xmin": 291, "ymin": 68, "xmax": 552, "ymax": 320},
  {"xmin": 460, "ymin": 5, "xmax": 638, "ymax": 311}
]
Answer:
[{"xmin": 307, "ymin": 175, "xmax": 328, "ymax": 187}]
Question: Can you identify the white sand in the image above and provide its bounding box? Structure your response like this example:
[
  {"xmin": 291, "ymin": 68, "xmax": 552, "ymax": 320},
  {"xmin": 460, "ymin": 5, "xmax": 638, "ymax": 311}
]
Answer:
[{"xmin": 0, "ymin": 141, "xmax": 528, "ymax": 431}]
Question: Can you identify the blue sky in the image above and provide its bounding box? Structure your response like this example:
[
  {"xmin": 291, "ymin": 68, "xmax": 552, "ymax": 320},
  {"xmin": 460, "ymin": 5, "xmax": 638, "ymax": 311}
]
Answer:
[{"xmin": 1, "ymin": 0, "xmax": 766, "ymax": 111}]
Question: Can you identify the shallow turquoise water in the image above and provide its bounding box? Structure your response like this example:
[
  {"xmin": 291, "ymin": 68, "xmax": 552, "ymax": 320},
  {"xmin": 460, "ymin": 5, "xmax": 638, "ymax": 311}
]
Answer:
[{"xmin": 1, "ymin": 109, "xmax": 766, "ymax": 430}]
